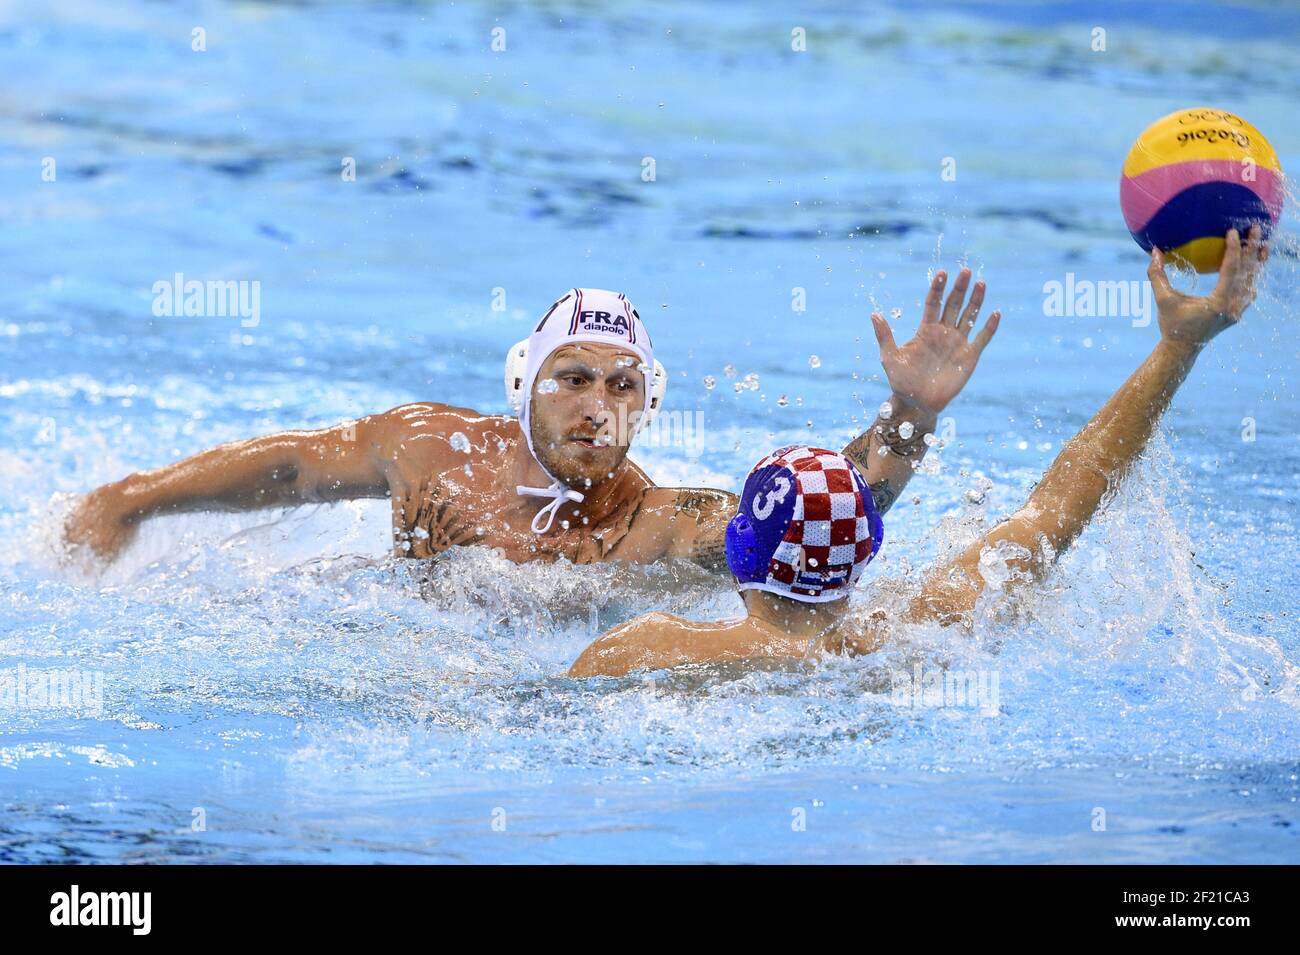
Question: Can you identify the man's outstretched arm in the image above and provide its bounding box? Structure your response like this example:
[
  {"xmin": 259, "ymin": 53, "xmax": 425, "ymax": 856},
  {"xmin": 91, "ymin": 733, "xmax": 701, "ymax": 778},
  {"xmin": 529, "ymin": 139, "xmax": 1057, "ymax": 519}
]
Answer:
[
  {"xmin": 568, "ymin": 612, "xmax": 810, "ymax": 678},
  {"xmin": 63, "ymin": 411, "xmax": 396, "ymax": 561},
  {"xmin": 908, "ymin": 228, "xmax": 1268, "ymax": 627}
]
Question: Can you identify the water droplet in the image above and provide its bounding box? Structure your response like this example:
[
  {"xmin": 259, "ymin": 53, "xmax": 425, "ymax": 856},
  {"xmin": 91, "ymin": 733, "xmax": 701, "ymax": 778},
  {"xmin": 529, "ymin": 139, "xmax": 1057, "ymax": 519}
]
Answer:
[
  {"xmin": 560, "ymin": 520, "xmax": 570, "ymax": 531},
  {"xmin": 898, "ymin": 421, "xmax": 915, "ymax": 439},
  {"xmin": 890, "ymin": 307, "xmax": 903, "ymax": 320},
  {"xmin": 496, "ymin": 439, "xmax": 507, "ymax": 452},
  {"xmin": 742, "ymin": 372, "xmax": 760, "ymax": 391},
  {"xmin": 878, "ymin": 401, "xmax": 893, "ymax": 420},
  {"xmin": 808, "ymin": 557, "xmax": 819, "ymax": 567},
  {"xmin": 537, "ymin": 378, "xmax": 559, "ymax": 395},
  {"xmin": 449, "ymin": 431, "xmax": 471, "ymax": 453},
  {"xmin": 723, "ymin": 364, "xmax": 737, "ymax": 378},
  {"xmin": 923, "ymin": 433, "xmax": 938, "ymax": 447},
  {"xmin": 965, "ymin": 488, "xmax": 985, "ymax": 505},
  {"xmin": 636, "ymin": 362, "xmax": 652, "ymax": 375},
  {"xmin": 615, "ymin": 357, "xmax": 635, "ymax": 368},
  {"xmin": 808, "ymin": 355, "xmax": 821, "ymax": 369},
  {"xmin": 777, "ymin": 395, "xmax": 789, "ymax": 407},
  {"xmin": 703, "ymin": 375, "xmax": 716, "ymax": 390},
  {"xmin": 463, "ymin": 463, "xmax": 473, "ymax": 476}
]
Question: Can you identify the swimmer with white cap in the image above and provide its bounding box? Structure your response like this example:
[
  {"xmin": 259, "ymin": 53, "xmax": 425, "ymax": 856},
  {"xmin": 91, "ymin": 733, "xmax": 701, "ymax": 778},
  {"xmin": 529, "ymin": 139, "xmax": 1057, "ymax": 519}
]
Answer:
[
  {"xmin": 66, "ymin": 271, "xmax": 1003, "ymax": 567},
  {"xmin": 570, "ymin": 228, "xmax": 1272, "ymax": 676}
]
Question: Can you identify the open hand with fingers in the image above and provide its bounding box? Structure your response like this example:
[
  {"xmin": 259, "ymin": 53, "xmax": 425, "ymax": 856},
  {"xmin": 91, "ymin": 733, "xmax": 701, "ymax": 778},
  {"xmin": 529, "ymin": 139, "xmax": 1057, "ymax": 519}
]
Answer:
[
  {"xmin": 398, "ymin": 480, "xmax": 484, "ymax": 559},
  {"xmin": 1149, "ymin": 225, "xmax": 1270, "ymax": 347},
  {"xmin": 870, "ymin": 267, "xmax": 1002, "ymax": 421}
]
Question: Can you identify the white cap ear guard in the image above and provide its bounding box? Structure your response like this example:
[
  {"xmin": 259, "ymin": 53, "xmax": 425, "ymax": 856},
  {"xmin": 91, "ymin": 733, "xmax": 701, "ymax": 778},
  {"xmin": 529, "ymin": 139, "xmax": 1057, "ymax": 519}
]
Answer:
[
  {"xmin": 504, "ymin": 338, "xmax": 668, "ymax": 429},
  {"xmin": 505, "ymin": 338, "xmax": 530, "ymax": 413}
]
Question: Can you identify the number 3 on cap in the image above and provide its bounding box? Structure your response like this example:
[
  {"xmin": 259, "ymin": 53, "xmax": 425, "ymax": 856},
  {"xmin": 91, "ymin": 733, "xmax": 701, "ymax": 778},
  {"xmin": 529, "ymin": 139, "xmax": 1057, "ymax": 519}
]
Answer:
[{"xmin": 752, "ymin": 476, "xmax": 792, "ymax": 520}]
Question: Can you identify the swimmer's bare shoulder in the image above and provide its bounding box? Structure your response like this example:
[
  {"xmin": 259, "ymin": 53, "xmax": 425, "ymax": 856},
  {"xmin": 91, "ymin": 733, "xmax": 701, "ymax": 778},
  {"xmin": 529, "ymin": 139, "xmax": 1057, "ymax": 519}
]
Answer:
[
  {"xmin": 366, "ymin": 401, "xmax": 520, "ymax": 479},
  {"xmin": 605, "ymin": 485, "xmax": 738, "ymax": 568},
  {"xmin": 569, "ymin": 612, "xmax": 811, "ymax": 678},
  {"xmin": 568, "ymin": 612, "xmax": 702, "ymax": 677}
]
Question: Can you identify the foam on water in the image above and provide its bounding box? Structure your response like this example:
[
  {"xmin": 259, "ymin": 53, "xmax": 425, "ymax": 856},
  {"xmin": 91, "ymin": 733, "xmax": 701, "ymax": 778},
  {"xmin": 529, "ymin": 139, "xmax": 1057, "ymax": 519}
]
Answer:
[{"xmin": 6, "ymin": 425, "xmax": 1297, "ymax": 778}]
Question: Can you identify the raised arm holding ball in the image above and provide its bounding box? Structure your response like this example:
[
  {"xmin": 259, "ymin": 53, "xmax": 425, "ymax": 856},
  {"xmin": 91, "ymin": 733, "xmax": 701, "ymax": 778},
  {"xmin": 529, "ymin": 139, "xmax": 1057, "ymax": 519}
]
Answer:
[{"xmin": 571, "ymin": 227, "xmax": 1269, "ymax": 677}]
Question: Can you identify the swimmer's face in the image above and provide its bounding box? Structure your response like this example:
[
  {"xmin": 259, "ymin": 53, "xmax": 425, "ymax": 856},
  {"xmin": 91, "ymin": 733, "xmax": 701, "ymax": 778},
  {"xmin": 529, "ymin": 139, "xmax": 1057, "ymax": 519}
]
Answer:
[{"xmin": 529, "ymin": 343, "xmax": 647, "ymax": 488}]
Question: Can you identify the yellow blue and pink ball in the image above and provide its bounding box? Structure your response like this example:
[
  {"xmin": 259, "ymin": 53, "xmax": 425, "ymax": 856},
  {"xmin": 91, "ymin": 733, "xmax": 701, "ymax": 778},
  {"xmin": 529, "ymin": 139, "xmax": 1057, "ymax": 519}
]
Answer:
[{"xmin": 1120, "ymin": 108, "xmax": 1284, "ymax": 273}]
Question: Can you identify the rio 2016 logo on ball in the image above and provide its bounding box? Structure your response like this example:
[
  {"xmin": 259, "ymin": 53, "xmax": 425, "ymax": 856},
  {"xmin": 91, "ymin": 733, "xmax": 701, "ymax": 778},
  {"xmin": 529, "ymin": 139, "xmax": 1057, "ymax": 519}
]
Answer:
[{"xmin": 1120, "ymin": 107, "xmax": 1284, "ymax": 273}]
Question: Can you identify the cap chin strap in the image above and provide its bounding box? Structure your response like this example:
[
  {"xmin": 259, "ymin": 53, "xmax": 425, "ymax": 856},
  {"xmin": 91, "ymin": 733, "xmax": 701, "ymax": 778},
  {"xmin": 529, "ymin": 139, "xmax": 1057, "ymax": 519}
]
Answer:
[
  {"xmin": 516, "ymin": 414, "xmax": 589, "ymax": 535},
  {"xmin": 516, "ymin": 481, "xmax": 585, "ymax": 534}
]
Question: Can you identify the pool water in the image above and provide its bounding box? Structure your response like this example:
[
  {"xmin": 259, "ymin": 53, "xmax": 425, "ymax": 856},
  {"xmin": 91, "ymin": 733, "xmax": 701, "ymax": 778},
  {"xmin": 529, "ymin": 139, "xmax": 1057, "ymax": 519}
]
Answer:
[{"xmin": 1, "ymin": 0, "xmax": 1298, "ymax": 863}]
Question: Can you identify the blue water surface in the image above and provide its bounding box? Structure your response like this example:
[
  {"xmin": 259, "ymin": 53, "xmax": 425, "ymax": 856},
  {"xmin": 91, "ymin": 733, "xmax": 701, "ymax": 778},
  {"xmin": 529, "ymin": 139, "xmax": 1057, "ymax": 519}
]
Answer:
[{"xmin": 1, "ymin": 0, "xmax": 1298, "ymax": 863}]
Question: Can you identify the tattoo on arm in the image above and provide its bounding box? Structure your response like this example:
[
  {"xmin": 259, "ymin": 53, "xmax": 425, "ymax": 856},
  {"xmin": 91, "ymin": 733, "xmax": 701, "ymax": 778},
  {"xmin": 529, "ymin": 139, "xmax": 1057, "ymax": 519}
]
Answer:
[
  {"xmin": 869, "ymin": 479, "xmax": 898, "ymax": 514},
  {"xmin": 688, "ymin": 538, "xmax": 729, "ymax": 571},
  {"xmin": 843, "ymin": 416, "xmax": 931, "ymax": 515},
  {"xmin": 672, "ymin": 488, "xmax": 738, "ymax": 570},
  {"xmin": 673, "ymin": 490, "xmax": 719, "ymax": 516},
  {"xmin": 842, "ymin": 431, "xmax": 874, "ymax": 475}
]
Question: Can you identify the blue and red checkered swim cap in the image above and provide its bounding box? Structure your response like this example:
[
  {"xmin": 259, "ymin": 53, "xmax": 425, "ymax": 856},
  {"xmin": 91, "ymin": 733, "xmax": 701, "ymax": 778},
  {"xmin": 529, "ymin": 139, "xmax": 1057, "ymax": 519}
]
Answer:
[{"xmin": 724, "ymin": 446, "xmax": 884, "ymax": 603}]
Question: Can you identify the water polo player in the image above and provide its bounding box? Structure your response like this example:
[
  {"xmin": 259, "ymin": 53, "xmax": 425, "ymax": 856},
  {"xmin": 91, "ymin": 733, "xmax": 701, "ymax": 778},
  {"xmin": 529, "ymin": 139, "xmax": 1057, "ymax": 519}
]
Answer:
[
  {"xmin": 63, "ymin": 272, "xmax": 1001, "ymax": 568},
  {"xmin": 569, "ymin": 445, "xmax": 885, "ymax": 677},
  {"xmin": 570, "ymin": 228, "xmax": 1270, "ymax": 675}
]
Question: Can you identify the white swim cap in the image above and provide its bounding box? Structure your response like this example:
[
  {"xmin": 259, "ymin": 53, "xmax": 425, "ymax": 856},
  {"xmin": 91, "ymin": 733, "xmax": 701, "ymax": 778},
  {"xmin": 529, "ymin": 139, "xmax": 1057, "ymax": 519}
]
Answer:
[{"xmin": 512, "ymin": 288, "xmax": 656, "ymax": 534}]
